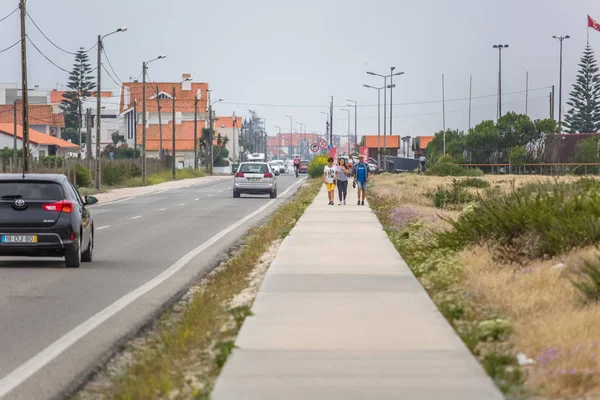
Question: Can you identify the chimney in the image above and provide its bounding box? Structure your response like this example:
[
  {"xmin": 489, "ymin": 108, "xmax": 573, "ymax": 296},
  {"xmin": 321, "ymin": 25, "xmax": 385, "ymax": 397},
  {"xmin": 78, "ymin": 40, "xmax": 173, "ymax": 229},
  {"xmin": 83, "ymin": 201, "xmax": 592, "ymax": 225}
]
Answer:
[{"xmin": 182, "ymin": 73, "xmax": 192, "ymax": 91}]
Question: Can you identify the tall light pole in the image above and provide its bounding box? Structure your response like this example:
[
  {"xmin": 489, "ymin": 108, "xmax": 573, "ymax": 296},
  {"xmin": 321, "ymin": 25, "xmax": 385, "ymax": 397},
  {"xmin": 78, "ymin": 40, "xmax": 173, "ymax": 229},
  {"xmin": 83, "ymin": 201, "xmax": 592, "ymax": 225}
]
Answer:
[
  {"xmin": 320, "ymin": 111, "xmax": 329, "ymax": 147},
  {"xmin": 207, "ymin": 95, "xmax": 224, "ymax": 174},
  {"xmin": 346, "ymin": 99, "xmax": 357, "ymax": 149},
  {"xmin": 295, "ymin": 122, "xmax": 304, "ymax": 158},
  {"xmin": 96, "ymin": 26, "xmax": 127, "ymax": 189},
  {"xmin": 341, "ymin": 108, "xmax": 351, "ymax": 155},
  {"xmin": 553, "ymin": 35, "xmax": 570, "ymax": 132},
  {"xmin": 364, "ymin": 85, "xmax": 385, "ymax": 167},
  {"xmin": 493, "ymin": 44, "xmax": 509, "ymax": 119},
  {"xmin": 285, "ymin": 114, "xmax": 293, "ymax": 157},
  {"xmin": 367, "ymin": 69, "xmax": 404, "ymax": 170},
  {"xmin": 274, "ymin": 125, "xmax": 282, "ymax": 158},
  {"xmin": 141, "ymin": 54, "xmax": 166, "ymax": 184}
]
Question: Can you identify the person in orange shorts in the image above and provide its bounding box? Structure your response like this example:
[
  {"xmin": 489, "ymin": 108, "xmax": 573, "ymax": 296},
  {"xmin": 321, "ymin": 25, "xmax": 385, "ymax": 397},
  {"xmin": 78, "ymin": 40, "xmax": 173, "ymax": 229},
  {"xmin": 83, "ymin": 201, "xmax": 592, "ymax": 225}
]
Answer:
[{"xmin": 323, "ymin": 157, "xmax": 337, "ymax": 205}]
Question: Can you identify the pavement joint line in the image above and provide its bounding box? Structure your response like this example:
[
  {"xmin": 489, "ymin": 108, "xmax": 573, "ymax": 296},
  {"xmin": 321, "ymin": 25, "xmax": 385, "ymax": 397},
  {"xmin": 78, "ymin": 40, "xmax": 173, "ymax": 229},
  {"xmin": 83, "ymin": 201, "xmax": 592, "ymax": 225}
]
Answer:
[
  {"xmin": 194, "ymin": 198, "xmax": 200, "ymax": 201},
  {"xmin": 130, "ymin": 216, "xmax": 142, "ymax": 220},
  {"xmin": 0, "ymin": 177, "xmax": 307, "ymax": 399},
  {"xmin": 158, "ymin": 208, "xmax": 166, "ymax": 211},
  {"xmin": 96, "ymin": 226, "xmax": 110, "ymax": 230},
  {"xmin": 178, "ymin": 203, "xmax": 186, "ymax": 206},
  {"xmin": 208, "ymin": 194, "xmax": 213, "ymax": 197}
]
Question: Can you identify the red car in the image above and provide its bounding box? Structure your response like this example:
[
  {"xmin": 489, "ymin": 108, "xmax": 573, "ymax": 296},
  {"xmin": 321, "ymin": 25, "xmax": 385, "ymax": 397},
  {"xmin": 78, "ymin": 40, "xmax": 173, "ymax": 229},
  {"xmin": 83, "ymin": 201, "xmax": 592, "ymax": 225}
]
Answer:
[{"xmin": 299, "ymin": 160, "xmax": 309, "ymax": 173}]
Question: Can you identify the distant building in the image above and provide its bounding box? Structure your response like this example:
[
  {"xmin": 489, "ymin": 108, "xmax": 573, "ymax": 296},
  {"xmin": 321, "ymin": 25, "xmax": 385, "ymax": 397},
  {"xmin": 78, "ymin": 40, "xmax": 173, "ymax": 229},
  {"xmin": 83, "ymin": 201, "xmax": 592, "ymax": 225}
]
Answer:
[
  {"xmin": 0, "ymin": 83, "xmax": 50, "ymax": 105},
  {"xmin": 266, "ymin": 132, "xmax": 320, "ymax": 159},
  {"xmin": 412, "ymin": 136, "xmax": 433, "ymax": 157},
  {"xmin": 0, "ymin": 102, "xmax": 65, "ymax": 138},
  {"xmin": 214, "ymin": 115, "xmax": 242, "ymax": 162},
  {"xmin": 0, "ymin": 123, "xmax": 79, "ymax": 159},
  {"xmin": 363, "ymin": 135, "xmax": 401, "ymax": 160}
]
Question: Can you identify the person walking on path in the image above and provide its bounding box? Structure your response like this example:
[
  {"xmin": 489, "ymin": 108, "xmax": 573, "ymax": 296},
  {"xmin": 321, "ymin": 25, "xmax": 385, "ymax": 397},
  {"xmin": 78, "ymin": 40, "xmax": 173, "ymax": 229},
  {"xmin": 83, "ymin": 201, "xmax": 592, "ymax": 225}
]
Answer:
[
  {"xmin": 336, "ymin": 157, "xmax": 350, "ymax": 205},
  {"xmin": 323, "ymin": 157, "xmax": 337, "ymax": 205},
  {"xmin": 419, "ymin": 154, "xmax": 427, "ymax": 174},
  {"xmin": 353, "ymin": 154, "xmax": 370, "ymax": 206}
]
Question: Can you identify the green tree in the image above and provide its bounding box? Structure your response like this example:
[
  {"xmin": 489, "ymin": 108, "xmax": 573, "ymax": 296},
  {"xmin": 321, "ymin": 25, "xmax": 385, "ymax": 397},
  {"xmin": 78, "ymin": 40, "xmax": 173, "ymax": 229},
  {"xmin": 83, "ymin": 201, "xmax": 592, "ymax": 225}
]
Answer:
[
  {"xmin": 59, "ymin": 49, "xmax": 96, "ymax": 142},
  {"xmin": 508, "ymin": 146, "xmax": 526, "ymax": 167},
  {"xmin": 426, "ymin": 129, "xmax": 466, "ymax": 163},
  {"xmin": 496, "ymin": 112, "xmax": 536, "ymax": 158},
  {"xmin": 575, "ymin": 137, "xmax": 600, "ymax": 163},
  {"xmin": 564, "ymin": 45, "xmax": 600, "ymax": 133},
  {"xmin": 464, "ymin": 120, "xmax": 501, "ymax": 163}
]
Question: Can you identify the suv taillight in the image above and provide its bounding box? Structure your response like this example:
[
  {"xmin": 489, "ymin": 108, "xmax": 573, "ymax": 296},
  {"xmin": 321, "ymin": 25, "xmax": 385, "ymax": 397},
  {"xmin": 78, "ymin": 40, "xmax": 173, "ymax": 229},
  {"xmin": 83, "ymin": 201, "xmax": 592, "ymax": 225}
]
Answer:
[
  {"xmin": 264, "ymin": 172, "xmax": 273, "ymax": 178},
  {"xmin": 42, "ymin": 200, "xmax": 73, "ymax": 213},
  {"xmin": 235, "ymin": 172, "xmax": 245, "ymax": 177}
]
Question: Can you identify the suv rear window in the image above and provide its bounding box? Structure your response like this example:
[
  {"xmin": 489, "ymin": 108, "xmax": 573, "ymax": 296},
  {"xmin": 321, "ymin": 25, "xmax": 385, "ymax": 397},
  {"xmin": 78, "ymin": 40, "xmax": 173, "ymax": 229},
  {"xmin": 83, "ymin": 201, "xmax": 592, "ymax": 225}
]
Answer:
[
  {"xmin": 0, "ymin": 181, "xmax": 64, "ymax": 200},
  {"xmin": 241, "ymin": 164, "xmax": 268, "ymax": 174}
]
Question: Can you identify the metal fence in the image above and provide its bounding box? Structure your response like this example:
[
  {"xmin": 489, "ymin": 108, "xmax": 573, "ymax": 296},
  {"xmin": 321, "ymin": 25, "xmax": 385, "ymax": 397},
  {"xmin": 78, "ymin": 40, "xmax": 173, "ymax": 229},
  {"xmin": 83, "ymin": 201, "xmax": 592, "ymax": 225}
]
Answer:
[{"xmin": 459, "ymin": 163, "xmax": 600, "ymax": 176}]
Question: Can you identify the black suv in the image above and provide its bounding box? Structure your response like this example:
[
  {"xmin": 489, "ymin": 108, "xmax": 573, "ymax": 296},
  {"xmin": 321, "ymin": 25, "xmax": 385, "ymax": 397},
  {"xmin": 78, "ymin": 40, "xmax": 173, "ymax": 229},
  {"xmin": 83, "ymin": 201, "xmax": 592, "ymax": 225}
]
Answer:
[{"xmin": 0, "ymin": 174, "xmax": 97, "ymax": 268}]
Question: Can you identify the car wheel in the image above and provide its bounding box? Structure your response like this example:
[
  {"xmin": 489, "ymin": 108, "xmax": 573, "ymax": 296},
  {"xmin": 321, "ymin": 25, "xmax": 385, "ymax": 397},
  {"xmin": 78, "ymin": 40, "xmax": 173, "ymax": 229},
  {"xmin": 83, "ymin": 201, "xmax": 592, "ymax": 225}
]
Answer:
[
  {"xmin": 270, "ymin": 189, "xmax": 277, "ymax": 199},
  {"xmin": 82, "ymin": 229, "xmax": 93, "ymax": 263},
  {"xmin": 233, "ymin": 190, "xmax": 240, "ymax": 198},
  {"xmin": 65, "ymin": 239, "xmax": 81, "ymax": 268}
]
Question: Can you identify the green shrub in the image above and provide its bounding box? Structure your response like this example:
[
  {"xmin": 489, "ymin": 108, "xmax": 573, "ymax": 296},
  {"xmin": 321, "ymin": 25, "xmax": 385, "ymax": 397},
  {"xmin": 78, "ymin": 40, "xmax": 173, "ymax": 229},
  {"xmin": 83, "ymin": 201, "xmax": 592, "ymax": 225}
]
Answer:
[
  {"xmin": 437, "ymin": 181, "xmax": 600, "ymax": 258},
  {"xmin": 571, "ymin": 256, "xmax": 600, "ymax": 303},
  {"xmin": 428, "ymin": 159, "xmax": 483, "ymax": 177},
  {"xmin": 427, "ymin": 180, "xmax": 475, "ymax": 209},
  {"xmin": 308, "ymin": 154, "xmax": 329, "ymax": 178},
  {"xmin": 75, "ymin": 164, "xmax": 92, "ymax": 188},
  {"xmin": 102, "ymin": 163, "xmax": 126, "ymax": 186},
  {"xmin": 454, "ymin": 177, "xmax": 489, "ymax": 189}
]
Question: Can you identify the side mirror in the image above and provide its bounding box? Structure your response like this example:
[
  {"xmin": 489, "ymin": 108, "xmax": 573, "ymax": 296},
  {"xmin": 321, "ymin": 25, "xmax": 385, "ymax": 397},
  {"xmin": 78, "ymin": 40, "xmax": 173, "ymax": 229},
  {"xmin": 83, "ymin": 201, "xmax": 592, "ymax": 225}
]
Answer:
[{"xmin": 85, "ymin": 196, "xmax": 98, "ymax": 205}]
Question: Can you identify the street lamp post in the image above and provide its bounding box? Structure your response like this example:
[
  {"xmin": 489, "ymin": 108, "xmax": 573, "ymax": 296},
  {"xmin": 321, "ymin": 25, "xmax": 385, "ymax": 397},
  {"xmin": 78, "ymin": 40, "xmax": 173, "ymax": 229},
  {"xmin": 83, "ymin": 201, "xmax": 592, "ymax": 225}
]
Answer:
[
  {"xmin": 493, "ymin": 45, "xmax": 509, "ymax": 119},
  {"xmin": 363, "ymin": 85, "xmax": 384, "ymax": 167},
  {"xmin": 96, "ymin": 26, "xmax": 127, "ymax": 189},
  {"xmin": 367, "ymin": 69, "xmax": 404, "ymax": 171},
  {"xmin": 274, "ymin": 125, "xmax": 282, "ymax": 159},
  {"xmin": 341, "ymin": 109, "xmax": 351, "ymax": 155},
  {"xmin": 285, "ymin": 115, "xmax": 293, "ymax": 157},
  {"xmin": 346, "ymin": 99, "xmax": 357, "ymax": 151},
  {"xmin": 141, "ymin": 54, "xmax": 166, "ymax": 184},
  {"xmin": 207, "ymin": 94, "xmax": 224, "ymax": 174},
  {"xmin": 553, "ymin": 35, "xmax": 570, "ymax": 133}
]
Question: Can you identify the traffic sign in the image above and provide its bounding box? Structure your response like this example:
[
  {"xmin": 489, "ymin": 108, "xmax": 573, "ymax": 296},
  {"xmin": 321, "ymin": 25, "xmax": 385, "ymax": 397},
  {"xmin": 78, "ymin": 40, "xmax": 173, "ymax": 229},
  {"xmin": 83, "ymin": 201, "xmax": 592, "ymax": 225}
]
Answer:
[
  {"xmin": 318, "ymin": 138, "xmax": 327, "ymax": 149},
  {"xmin": 310, "ymin": 143, "xmax": 319, "ymax": 152},
  {"xmin": 109, "ymin": 152, "xmax": 115, "ymax": 159},
  {"xmin": 321, "ymin": 148, "xmax": 328, "ymax": 154}
]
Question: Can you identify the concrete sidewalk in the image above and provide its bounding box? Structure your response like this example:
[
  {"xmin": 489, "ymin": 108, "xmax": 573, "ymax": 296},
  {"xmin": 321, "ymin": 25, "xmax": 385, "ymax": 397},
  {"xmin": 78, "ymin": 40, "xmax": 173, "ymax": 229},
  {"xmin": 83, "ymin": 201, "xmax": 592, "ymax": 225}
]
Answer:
[{"xmin": 211, "ymin": 186, "xmax": 504, "ymax": 400}]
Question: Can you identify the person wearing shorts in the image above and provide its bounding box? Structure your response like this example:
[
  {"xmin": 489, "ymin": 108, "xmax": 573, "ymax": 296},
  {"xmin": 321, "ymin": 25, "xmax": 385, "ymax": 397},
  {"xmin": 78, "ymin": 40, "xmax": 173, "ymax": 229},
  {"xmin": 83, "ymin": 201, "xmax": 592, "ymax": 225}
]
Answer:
[
  {"xmin": 323, "ymin": 157, "xmax": 337, "ymax": 205},
  {"xmin": 353, "ymin": 154, "xmax": 370, "ymax": 206}
]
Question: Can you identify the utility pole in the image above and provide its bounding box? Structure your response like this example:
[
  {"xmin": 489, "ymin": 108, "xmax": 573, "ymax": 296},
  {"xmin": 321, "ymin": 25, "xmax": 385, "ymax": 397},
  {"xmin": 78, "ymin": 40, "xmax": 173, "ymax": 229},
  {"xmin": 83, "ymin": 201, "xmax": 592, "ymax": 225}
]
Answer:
[
  {"xmin": 95, "ymin": 34, "xmax": 102, "ymax": 189},
  {"xmin": 389, "ymin": 67, "xmax": 396, "ymax": 168},
  {"xmin": 468, "ymin": 75, "xmax": 472, "ymax": 131},
  {"xmin": 493, "ymin": 44, "xmax": 509, "ymax": 119},
  {"xmin": 86, "ymin": 108, "xmax": 92, "ymax": 160},
  {"xmin": 172, "ymin": 86, "xmax": 176, "ymax": 179},
  {"xmin": 133, "ymin": 99, "xmax": 137, "ymax": 157},
  {"xmin": 156, "ymin": 85, "xmax": 163, "ymax": 156},
  {"xmin": 208, "ymin": 101, "xmax": 213, "ymax": 174},
  {"xmin": 550, "ymin": 85, "xmax": 556, "ymax": 120},
  {"xmin": 442, "ymin": 74, "xmax": 446, "ymax": 155},
  {"xmin": 194, "ymin": 95, "xmax": 198, "ymax": 170},
  {"xmin": 141, "ymin": 61, "xmax": 147, "ymax": 184},
  {"xmin": 329, "ymin": 96, "xmax": 334, "ymax": 146},
  {"xmin": 20, "ymin": 0, "xmax": 29, "ymax": 173},
  {"xmin": 13, "ymin": 100, "xmax": 17, "ymax": 171},
  {"xmin": 525, "ymin": 71, "xmax": 529, "ymax": 116}
]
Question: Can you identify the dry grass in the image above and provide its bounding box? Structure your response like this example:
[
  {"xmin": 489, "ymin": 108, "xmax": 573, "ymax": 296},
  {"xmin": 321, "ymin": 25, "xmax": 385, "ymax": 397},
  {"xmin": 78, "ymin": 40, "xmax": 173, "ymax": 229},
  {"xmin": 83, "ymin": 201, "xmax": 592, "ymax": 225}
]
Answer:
[{"xmin": 371, "ymin": 173, "xmax": 600, "ymax": 398}]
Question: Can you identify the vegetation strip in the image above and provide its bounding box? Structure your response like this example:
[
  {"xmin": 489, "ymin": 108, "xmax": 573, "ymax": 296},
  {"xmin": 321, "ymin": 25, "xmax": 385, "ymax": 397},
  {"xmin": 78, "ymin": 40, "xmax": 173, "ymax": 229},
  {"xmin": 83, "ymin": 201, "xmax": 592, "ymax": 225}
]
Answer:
[
  {"xmin": 74, "ymin": 179, "xmax": 321, "ymax": 400},
  {"xmin": 370, "ymin": 173, "xmax": 600, "ymax": 399}
]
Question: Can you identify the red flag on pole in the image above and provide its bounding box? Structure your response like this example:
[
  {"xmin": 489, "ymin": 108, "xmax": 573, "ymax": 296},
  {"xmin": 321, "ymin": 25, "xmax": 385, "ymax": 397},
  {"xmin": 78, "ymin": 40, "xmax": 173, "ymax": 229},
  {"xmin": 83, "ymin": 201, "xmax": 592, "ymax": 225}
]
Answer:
[{"xmin": 589, "ymin": 15, "xmax": 600, "ymax": 32}]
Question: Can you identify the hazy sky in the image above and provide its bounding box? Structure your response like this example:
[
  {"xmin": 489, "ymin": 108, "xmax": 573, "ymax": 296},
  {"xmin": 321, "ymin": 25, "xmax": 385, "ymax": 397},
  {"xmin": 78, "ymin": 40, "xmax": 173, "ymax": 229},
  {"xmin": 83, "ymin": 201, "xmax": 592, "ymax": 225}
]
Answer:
[{"xmin": 1, "ymin": 0, "xmax": 599, "ymax": 139}]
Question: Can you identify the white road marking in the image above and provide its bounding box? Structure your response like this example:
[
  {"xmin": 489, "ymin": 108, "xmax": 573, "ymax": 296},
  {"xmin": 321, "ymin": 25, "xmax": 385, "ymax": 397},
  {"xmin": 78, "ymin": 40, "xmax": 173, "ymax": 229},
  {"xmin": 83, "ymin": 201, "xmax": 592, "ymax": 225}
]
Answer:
[
  {"xmin": 208, "ymin": 194, "xmax": 213, "ymax": 197},
  {"xmin": 96, "ymin": 226, "xmax": 110, "ymax": 230},
  {"xmin": 158, "ymin": 208, "xmax": 166, "ymax": 211},
  {"xmin": 0, "ymin": 177, "xmax": 306, "ymax": 399},
  {"xmin": 178, "ymin": 203, "xmax": 185, "ymax": 206},
  {"xmin": 194, "ymin": 198, "xmax": 200, "ymax": 201},
  {"xmin": 130, "ymin": 216, "xmax": 142, "ymax": 220}
]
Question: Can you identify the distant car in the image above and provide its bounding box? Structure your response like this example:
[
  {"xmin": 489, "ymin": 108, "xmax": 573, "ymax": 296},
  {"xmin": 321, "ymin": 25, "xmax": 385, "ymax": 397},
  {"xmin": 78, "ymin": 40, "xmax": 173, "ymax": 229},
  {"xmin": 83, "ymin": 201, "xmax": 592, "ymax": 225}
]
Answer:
[
  {"xmin": 299, "ymin": 160, "xmax": 309, "ymax": 173},
  {"xmin": 0, "ymin": 174, "xmax": 97, "ymax": 268},
  {"xmin": 233, "ymin": 162, "xmax": 278, "ymax": 198},
  {"xmin": 268, "ymin": 161, "xmax": 281, "ymax": 176},
  {"xmin": 272, "ymin": 160, "xmax": 286, "ymax": 173}
]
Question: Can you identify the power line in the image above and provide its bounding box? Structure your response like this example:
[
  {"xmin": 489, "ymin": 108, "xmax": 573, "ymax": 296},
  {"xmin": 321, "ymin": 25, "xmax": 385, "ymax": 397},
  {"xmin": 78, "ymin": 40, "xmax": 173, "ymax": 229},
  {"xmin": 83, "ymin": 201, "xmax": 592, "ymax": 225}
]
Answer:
[
  {"xmin": 26, "ymin": 37, "xmax": 69, "ymax": 73},
  {"xmin": 101, "ymin": 64, "xmax": 122, "ymax": 88},
  {"xmin": 101, "ymin": 47, "xmax": 123, "ymax": 84},
  {"xmin": 0, "ymin": 6, "xmax": 18, "ymax": 22},
  {"xmin": 26, "ymin": 11, "xmax": 95, "ymax": 55},
  {"xmin": 0, "ymin": 38, "xmax": 21, "ymax": 54}
]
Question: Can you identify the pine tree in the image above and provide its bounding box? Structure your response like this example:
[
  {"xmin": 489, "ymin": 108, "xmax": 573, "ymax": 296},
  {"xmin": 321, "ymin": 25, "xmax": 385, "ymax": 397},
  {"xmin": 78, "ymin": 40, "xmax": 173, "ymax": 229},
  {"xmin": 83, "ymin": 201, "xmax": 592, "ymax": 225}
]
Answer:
[
  {"xmin": 59, "ymin": 48, "xmax": 96, "ymax": 144},
  {"xmin": 564, "ymin": 45, "xmax": 600, "ymax": 133}
]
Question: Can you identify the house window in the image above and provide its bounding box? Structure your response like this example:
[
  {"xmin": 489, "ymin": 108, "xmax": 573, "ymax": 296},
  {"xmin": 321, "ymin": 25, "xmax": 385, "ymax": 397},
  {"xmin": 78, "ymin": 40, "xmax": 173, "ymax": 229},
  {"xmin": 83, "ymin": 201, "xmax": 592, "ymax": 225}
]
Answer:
[
  {"xmin": 38, "ymin": 150, "xmax": 46, "ymax": 158},
  {"xmin": 151, "ymin": 92, "xmax": 173, "ymax": 100}
]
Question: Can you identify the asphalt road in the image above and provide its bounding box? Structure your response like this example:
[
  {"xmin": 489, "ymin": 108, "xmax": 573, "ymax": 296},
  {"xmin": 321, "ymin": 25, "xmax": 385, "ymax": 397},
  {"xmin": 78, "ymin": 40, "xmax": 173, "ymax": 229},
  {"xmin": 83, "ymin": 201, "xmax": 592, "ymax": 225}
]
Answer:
[{"xmin": 0, "ymin": 174, "xmax": 305, "ymax": 400}]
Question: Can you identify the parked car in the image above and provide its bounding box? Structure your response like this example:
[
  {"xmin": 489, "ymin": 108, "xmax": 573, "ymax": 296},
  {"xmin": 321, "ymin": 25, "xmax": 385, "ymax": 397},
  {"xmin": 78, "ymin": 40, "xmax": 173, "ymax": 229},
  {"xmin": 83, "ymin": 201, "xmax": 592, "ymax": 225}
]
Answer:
[
  {"xmin": 299, "ymin": 160, "xmax": 309, "ymax": 173},
  {"xmin": 233, "ymin": 162, "xmax": 278, "ymax": 198},
  {"xmin": 0, "ymin": 174, "xmax": 97, "ymax": 268},
  {"xmin": 272, "ymin": 160, "xmax": 286, "ymax": 173},
  {"xmin": 268, "ymin": 161, "xmax": 281, "ymax": 176}
]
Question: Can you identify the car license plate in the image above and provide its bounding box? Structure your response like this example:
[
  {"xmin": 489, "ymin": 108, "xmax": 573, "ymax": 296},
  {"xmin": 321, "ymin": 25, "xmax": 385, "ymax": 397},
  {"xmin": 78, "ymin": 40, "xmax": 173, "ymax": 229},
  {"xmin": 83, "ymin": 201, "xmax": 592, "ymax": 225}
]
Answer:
[
  {"xmin": 248, "ymin": 178, "xmax": 261, "ymax": 182},
  {"xmin": 1, "ymin": 235, "xmax": 37, "ymax": 243}
]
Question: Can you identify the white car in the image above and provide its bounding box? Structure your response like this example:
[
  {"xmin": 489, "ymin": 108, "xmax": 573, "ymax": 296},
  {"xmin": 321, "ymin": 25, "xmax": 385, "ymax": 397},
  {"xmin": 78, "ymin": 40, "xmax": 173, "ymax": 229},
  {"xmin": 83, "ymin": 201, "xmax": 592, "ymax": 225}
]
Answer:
[{"xmin": 233, "ymin": 162, "xmax": 278, "ymax": 198}]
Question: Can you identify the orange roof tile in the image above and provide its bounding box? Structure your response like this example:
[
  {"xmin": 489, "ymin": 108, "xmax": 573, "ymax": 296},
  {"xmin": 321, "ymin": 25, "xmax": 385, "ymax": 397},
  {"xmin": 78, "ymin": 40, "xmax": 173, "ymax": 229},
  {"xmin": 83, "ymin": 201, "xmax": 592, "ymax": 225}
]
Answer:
[
  {"xmin": 136, "ymin": 121, "xmax": 211, "ymax": 151},
  {"xmin": 0, "ymin": 123, "xmax": 79, "ymax": 149},
  {"xmin": 418, "ymin": 136, "xmax": 434, "ymax": 149},
  {"xmin": 364, "ymin": 135, "xmax": 400, "ymax": 148},
  {"xmin": 50, "ymin": 90, "xmax": 113, "ymax": 104},
  {"xmin": 120, "ymin": 81, "xmax": 209, "ymax": 114},
  {"xmin": 0, "ymin": 104, "xmax": 65, "ymax": 127},
  {"xmin": 215, "ymin": 116, "xmax": 242, "ymax": 129}
]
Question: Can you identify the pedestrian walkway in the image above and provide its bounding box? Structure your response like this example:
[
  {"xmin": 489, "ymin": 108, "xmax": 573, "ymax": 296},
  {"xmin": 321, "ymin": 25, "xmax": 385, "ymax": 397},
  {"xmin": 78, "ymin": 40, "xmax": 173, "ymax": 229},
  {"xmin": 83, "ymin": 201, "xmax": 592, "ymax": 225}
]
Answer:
[{"xmin": 211, "ymin": 186, "xmax": 504, "ymax": 400}]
